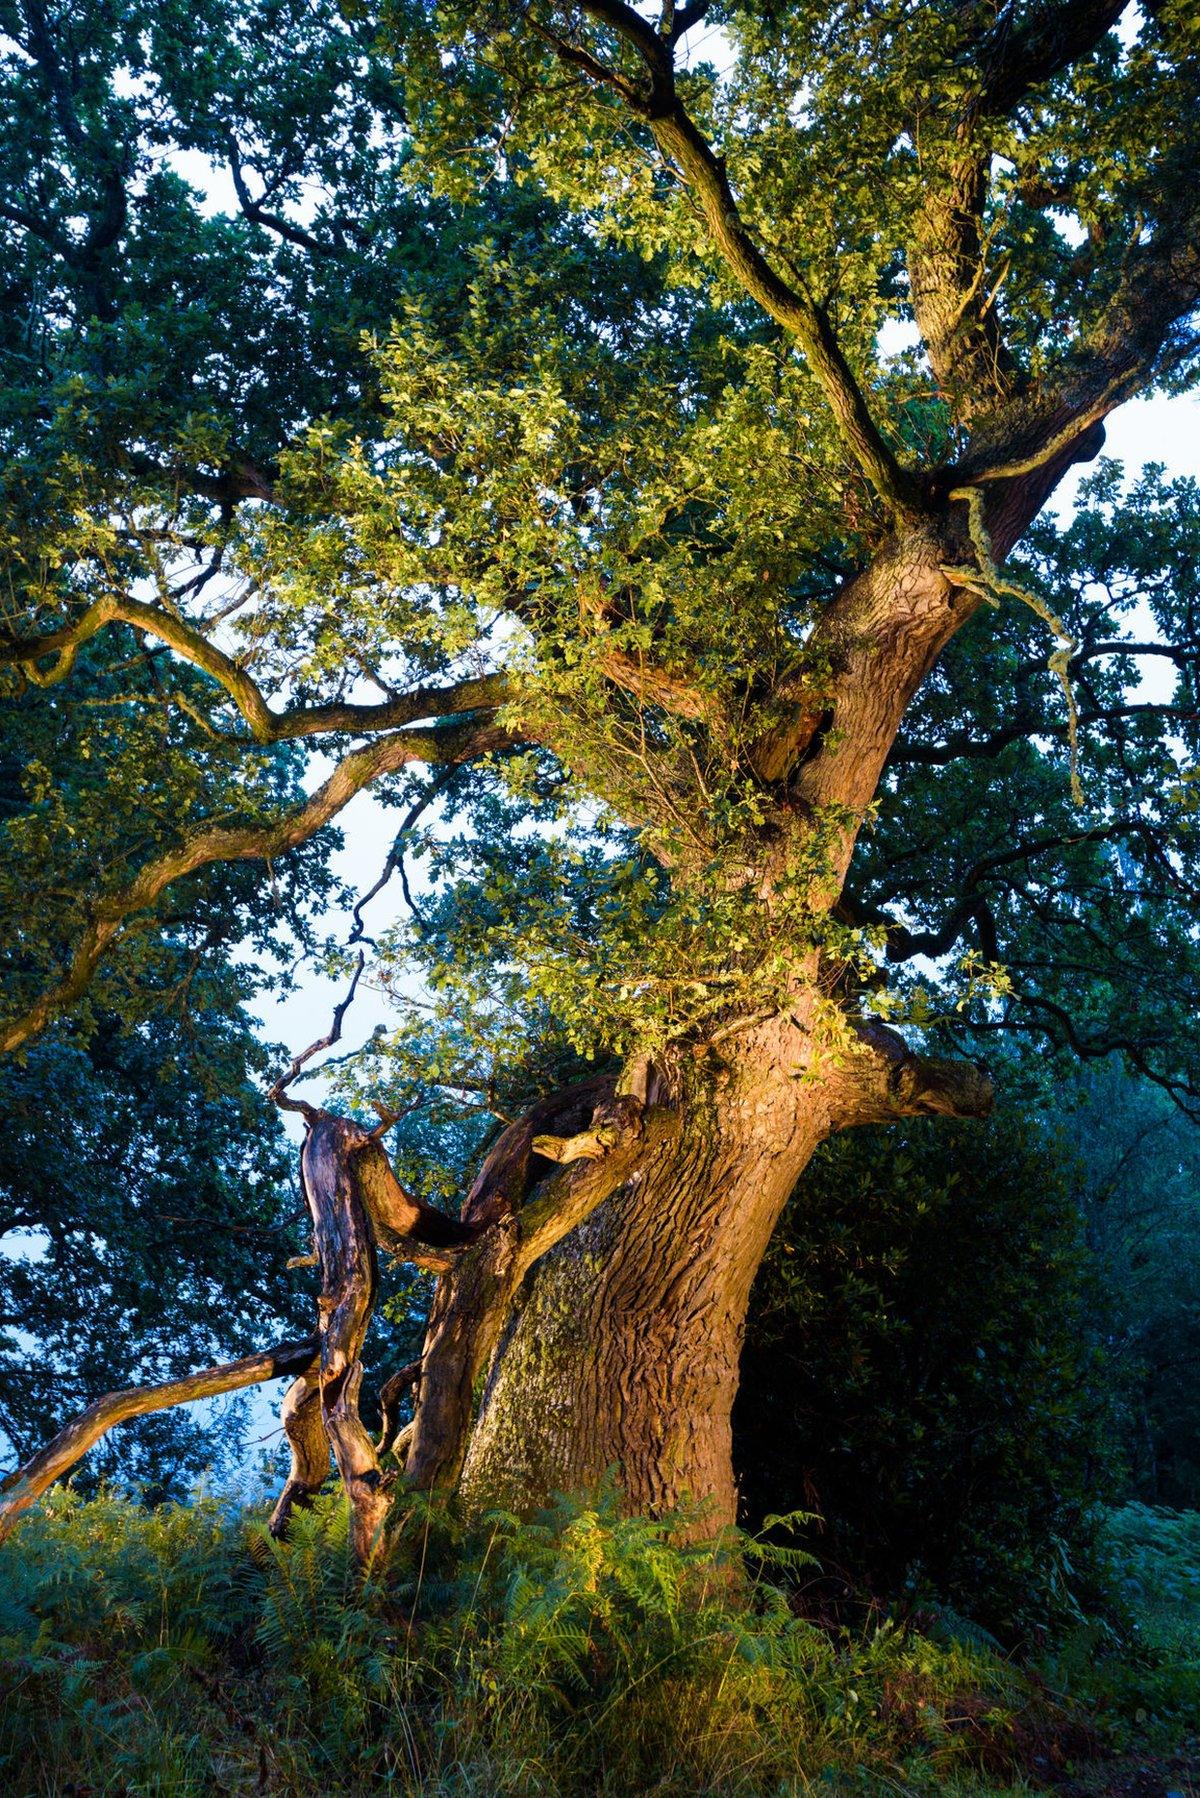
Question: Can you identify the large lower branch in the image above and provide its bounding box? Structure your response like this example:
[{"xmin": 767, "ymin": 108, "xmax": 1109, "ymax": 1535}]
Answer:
[
  {"xmin": 0, "ymin": 716, "xmax": 508, "ymax": 1056},
  {"xmin": 0, "ymin": 1338, "xmax": 318, "ymax": 1545},
  {"xmin": 830, "ymin": 1019, "xmax": 994, "ymax": 1129},
  {"xmin": 0, "ymin": 589, "xmax": 509, "ymax": 746}
]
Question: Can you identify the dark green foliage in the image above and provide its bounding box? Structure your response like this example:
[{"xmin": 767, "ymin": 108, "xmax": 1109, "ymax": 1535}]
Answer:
[
  {"xmin": 736, "ymin": 1111, "xmax": 1117, "ymax": 1640},
  {"xmin": 857, "ymin": 463, "xmax": 1200, "ymax": 1110},
  {"xmin": 0, "ymin": 642, "xmax": 327, "ymax": 1489},
  {"xmin": 1065, "ymin": 1069, "xmax": 1200, "ymax": 1511},
  {"xmin": 0, "ymin": 1006, "xmax": 310, "ymax": 1495},
  {"xmin": 1041, "ymin": 1505, "xmax": 1200, "ymax": 1756},
  {"xmin": 7, "ymin": 1482, "xmax": 1183, "ymax": 1796}
]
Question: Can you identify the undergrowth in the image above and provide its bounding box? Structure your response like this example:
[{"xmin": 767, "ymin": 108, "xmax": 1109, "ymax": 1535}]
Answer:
[{"xmin": 0, "ymin": 1487, "xmax": 1195, "ymax": 1795}]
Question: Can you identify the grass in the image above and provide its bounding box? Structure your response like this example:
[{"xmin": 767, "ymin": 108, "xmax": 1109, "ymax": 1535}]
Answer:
[{"xmin": 0, "ymin": 1486, "xmax": 1195, "ymax": 1795}]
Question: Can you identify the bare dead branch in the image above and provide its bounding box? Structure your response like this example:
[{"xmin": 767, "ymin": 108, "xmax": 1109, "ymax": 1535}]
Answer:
[
  {"xmin": 0, "ymin": 1339, "xmax": 318, "ymax": 1544},
  {"xmin": 269, "ymin": 951, "xmax": 367, "ymax": 1118}
]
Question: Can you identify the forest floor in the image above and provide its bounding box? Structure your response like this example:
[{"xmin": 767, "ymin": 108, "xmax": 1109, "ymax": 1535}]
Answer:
[{"xmin": 0, "ymin": 1490, "xmax": 1196, "ymax": 1794}]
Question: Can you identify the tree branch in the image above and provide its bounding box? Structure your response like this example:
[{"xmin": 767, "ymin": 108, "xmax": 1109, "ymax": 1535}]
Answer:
[
  {"xmin": 0, "ymin": 593, "xmax": 511, "ymax": 743},
  {"xmin": 0, "ymin": 1338, "xmax": 318, "ymax": 1544},
  {"xmin": 541, "ymin": 0, "xmax": 921, "ymax": 518},
  {"xmin": 891, "ymin": 701, "xmax": 1200, "ymax": 769},
  {"xmin": 830, "ymin": 1019, "xmax": 994, "ymax": 1128},
  {"xmin": 0, "ymin": 715, "xmax": 511, "ymax": 1056},
  {"xmin": 858, "ymin": 819, "xmax": 1163, "ymax": 964},
  {"xmin": 970, "ymin": 0, "xmax": 1129, "ymax": 118}
]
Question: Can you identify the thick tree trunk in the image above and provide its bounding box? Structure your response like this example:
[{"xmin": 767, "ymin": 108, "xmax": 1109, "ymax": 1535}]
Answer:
[
  {"xmin": 457, "ymin": 1017, "xmax": 992, "ymax": 1529},
  {"xmin": 460, "ymin": 1049, "xmax": 821, "ymax": 1528}
]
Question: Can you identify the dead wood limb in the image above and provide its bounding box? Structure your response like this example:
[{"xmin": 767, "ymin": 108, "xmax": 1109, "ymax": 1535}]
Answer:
[
  {"xmin": 269, "ymin": 1371, "xmax": 332, "ymax": 1537},
  {"xmin": 298, "ymin": 1114, "xmax": 387, "ymax": 1564},
  {"xmin": 0, "ymin": 1338, "xmax": 318, "ymax": 1545},
  {"xmin": 378, "ymin": 1361, "xmax": 422, "ymax": 1459},
  {"xmin": 350, "ymin": 1132, "xmax": 481, "ymax": 1266},
  {"xmin": 292, "ymin": 1114, "xmax": 477, "ymax": 1561}
]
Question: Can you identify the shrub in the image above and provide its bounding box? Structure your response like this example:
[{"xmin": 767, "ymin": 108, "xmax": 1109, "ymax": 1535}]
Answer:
[
  {"xmin": 0, "ymin": 1483, "xmax": 1094, "ymax": 1795},
  {"xmin": 736, "ymin": 1112, "xmax": 1119, "ymax": 1640}
]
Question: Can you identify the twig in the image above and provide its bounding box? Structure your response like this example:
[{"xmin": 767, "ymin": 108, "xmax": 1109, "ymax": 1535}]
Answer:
[{"xmin": 268, "ymin": 950, "xmax": 367, "ymax": 1117}]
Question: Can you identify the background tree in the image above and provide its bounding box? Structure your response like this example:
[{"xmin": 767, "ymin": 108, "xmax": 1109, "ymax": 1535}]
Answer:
[
  {"xmin": 1066, "ymin": 1064, "xmax": 1200, "ymax": 1510},
  {"xmin": 2, "ymin": 0, "xmax": 1200, "ymax": 1554}
]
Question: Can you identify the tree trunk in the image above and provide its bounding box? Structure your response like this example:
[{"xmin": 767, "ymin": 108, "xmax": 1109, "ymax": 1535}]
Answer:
[
  {"xmin": 458, "ymin": 1015, "xmax": 993, "ymax": 1529},
  {"xmin": 459, "ymin": 1023, "xmax": 830, "ymax": 1527}
]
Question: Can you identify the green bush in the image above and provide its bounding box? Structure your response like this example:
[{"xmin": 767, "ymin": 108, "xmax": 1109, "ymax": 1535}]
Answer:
[
  {"xmin": 736, "ymin": 1113, "xmax": 1119, "ymax": 1640},
  {"xmin": 1038, "ymin": 1504, "xmax": 1200, "ymax": 1756}
]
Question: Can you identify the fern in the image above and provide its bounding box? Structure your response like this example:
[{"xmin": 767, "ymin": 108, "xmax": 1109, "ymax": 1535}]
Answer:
[{"xmin": 2, "ymin": 1484, "xmax": 1194, "ymax": 1794}]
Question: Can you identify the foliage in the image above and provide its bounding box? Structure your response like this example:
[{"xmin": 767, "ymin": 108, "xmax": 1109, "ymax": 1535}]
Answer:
[
  {"xmin": 3, "ymin": 0, "xmax": 1200, "ymax": 1094},
  {"xmin": 6, "ymin": 1481, "xmax": 1187, "ymax": 1795},
  {"xmin": 0, "ymin": 638, "xmax": 329, "ymax": 1488},
  {"xmin": 1063, "ymin": 1067, "xmax": 1200, "ymax": 1510},
  {"xmin": 1039, "ymin": 1504, "xmax": 1200, "ymax": 1757},
  {"xmin": 0, "ymin": 1007, "xmax": 306, "ymax": 1496},
  {"xmin": 737, "ymin": 1107, "xmax": 1119, "ymax": 1640}
]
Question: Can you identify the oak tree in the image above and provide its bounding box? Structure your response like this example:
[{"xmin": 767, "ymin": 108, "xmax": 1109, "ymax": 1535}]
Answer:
[{"xmin": 2, "ymin": 0, "xmax": 1200, "ymax": 1559}]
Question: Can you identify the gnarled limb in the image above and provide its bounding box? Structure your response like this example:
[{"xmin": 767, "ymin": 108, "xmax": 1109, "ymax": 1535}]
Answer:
[
  {"xmin": 292, "ymin": 1111, "xmax": 485, "ymax": 1561},
  {"xmin": 0, "ymin": 715, "xmax": 509, "ymax": 1057},
  {"xmin": 269, "ymin": 1372, "xmax": 331, "ymax": 1538},
  {"xmin": 298, "ymin": 1113, "xmax": 388, "ymax": 1564},
  {"xmin": 0, "ymin": 1338, "xmax": 318, "ymax": 1545},
  {"xmin": 0, "ymin": 590, "xmax": 509, "ymax": 746},
  {"xmin": 829, "ymin": 1019, "xmax": 994, "ymax": 1131}
]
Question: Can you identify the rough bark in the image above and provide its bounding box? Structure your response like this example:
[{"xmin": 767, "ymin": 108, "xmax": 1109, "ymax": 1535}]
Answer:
[
  {"xmin": 457, "ymin": 1018, "xmax": 992, "ymax": 1529},
  {"xmin": 406, "ymin": 1078, "xmax": 681, "ymax": 1494}
]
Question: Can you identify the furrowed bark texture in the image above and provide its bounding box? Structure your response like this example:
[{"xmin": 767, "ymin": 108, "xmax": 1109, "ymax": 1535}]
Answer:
[
  {"xmin": 460, "ymin": 1029, "xmax": 819, "ymax": 1527},
  {"xmin": 457, "ymin": 1013, "xmax": 988, "ymax": 1529},
  {"xmin": 407, "ymin": 1081, "xmax": 680, "ymax": 1494}
]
